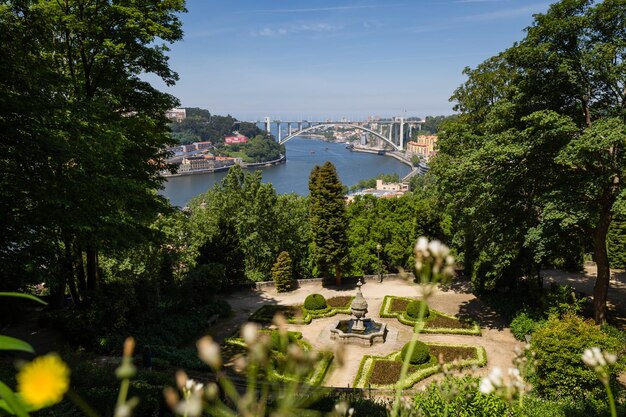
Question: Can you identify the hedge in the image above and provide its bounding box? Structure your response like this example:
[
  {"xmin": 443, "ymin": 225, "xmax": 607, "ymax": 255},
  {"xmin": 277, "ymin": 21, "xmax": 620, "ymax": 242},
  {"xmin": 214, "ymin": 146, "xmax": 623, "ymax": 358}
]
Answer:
[
  {"xmin": 353, "ymin": 343, "xmax": 488, "ymax": 389},
  {"xmin": 379, "ymin": 296, "xmax": 481, "ymax": 336}
]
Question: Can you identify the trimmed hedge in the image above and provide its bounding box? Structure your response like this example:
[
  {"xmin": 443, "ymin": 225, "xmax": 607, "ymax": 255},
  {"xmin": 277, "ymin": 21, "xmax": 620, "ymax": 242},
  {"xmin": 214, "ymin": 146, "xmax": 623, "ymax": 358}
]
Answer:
[
  {"xmin": 353, "ymin": 343, "xmax": 487, "ymax": 389},
  {"xmin": 401, "ymin": 341, "xmax": 430, "ymax": 365},
  {"xmin": 304, "ymin": 294, "xmax": 327, "ymax": 310},
  {"xmin": 406, "ymin": 300, "xmax": 430, "ymax": 319},
  {"xmin": 379, "ymin": 296, "xmax": 481, "ymax": 336},
  {"xmin": 223, "ymin": 331, "xmax": 333, "ymax": 386},
  {"xmin": 249, "ymin": 298, "xmax": 353, "ymax": 325}
]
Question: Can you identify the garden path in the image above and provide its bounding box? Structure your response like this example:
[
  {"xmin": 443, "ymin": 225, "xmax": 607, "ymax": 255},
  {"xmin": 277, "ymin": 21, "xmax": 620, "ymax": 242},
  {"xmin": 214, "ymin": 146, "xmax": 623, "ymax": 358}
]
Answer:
[{"xmin": 220, "ymin": 277, "xmax": 523, "ymax": 389}]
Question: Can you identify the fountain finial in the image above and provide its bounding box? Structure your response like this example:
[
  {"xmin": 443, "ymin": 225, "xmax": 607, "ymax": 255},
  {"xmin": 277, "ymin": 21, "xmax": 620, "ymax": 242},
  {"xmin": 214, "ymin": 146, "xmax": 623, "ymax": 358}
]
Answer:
[{"xmin": 351, "ymin": 278, "xmax": 368, "ymax": 332}]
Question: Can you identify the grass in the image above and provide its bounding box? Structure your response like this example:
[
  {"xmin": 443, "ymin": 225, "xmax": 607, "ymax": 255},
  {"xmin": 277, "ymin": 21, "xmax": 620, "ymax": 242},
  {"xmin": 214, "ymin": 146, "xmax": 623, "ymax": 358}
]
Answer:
[{"xmin": 379, "ymin": 295, "xmax": 481, "ymax": 335}]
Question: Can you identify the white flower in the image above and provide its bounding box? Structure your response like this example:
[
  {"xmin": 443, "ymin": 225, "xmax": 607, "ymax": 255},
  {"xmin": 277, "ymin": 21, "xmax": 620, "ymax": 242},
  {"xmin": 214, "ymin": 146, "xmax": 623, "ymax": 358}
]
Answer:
[
  {"xmin": 479, "ymin": 377, "xmax": 495, "ymax": 394},
  {"xmin": 428, "ymin": 240, "xmax": 442, "ymax": 258},
  {"xmin": 415, "ymin": 237, "xmax": 429, "ymax": 254},
  {"xmin": 487, "ymin": 367, "xmax": 503, "ymax": 387},
  {"xmin": 174, "ymin": 392, "xmax": 203, "ymax": 417},
  {"xmin": 242, "ymin": 322, "xmax": 259, "ymax": 345},
  {"xmin": 445, "ymin": 255, "xmax": 455, "ymax": 266},
  {"xmin": 197, "ymin": 336, "xmax": 221, "ymax": 369},
  {"xmin": 605, "ymin": 353, "xmax": 617, "ymax": 364}
]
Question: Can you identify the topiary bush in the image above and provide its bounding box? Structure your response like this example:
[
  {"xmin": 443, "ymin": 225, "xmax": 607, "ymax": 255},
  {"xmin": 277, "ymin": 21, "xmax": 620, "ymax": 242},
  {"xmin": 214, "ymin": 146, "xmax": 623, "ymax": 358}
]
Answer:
[
  {"xmin": 400, "ymin": 341, "xmax": 431, "ymax": 365},
  {"xmin": 529, "ymin": 314, "xmax": 624, "ymax": 402},
  {"xmin": 406, "ymin": 300, "xmax": 430, "ymax": 319},
  {"xmin": 304, "ymin": 294, "xmax": 327, "ymax": 311},
  {"xmin": 272, "ymin": 251, "xmax": 294, "ymax": 292}
]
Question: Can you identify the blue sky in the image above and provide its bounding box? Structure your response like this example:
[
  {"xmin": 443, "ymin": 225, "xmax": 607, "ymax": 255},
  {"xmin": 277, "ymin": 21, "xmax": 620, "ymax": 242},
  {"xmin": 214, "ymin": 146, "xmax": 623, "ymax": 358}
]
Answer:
[{"xmin": 153, "ymin": 0, "xmax": 552, "ymax": 120}]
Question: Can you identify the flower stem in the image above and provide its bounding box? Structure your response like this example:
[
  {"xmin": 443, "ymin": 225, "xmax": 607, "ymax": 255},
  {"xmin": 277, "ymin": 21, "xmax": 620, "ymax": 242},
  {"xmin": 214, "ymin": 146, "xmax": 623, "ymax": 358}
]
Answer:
[{"xmin": 604, "ymin": 382, "xmax": 617, "ymax": 417}]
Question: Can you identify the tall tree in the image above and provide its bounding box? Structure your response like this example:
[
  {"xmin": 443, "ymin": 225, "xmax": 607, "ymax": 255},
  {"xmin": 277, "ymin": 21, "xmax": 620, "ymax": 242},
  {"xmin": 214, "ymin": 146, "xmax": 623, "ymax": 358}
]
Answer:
[
  {"xmin": 432, "ymin": 0, "xmax": 626, "ymax": 322},
  {"xmin": 0, "ymin": 1, "xmax": 186, "ymax": 305},
  {"xmin": 308, "ymin": 162, "xmax": 348, "ymax": 285}
]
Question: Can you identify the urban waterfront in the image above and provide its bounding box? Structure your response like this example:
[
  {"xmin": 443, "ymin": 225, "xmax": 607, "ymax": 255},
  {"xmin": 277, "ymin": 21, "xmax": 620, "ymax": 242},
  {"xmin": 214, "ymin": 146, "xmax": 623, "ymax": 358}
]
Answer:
[{"xmin": 161, "ymin": 137, "xmax": 412, "ymax": 207}]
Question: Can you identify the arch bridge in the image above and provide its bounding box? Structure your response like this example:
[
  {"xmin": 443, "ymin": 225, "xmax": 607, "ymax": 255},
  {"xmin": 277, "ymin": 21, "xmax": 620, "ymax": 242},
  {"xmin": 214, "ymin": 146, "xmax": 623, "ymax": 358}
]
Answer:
[{"xmin": 249, "ymin": 117, "xmax": 425, "ymax": 151}]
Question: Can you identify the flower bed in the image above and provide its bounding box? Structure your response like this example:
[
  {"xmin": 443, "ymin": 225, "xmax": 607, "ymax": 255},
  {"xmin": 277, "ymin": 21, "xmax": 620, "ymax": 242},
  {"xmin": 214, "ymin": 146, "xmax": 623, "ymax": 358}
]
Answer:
[
  {"xmin": 353, "ymin": 343, "xmax": 487, "ymax": 389},
  {"xmin": 248, "ymin": 296, "xmax": 354, "ymax": 325},
  {"xmin": 223, "ymin": 331, "xmax": 333, "ymax": 386},
  {"xmin": 379, "ymin": 296, "xmax": 481, "ymax": 335}
]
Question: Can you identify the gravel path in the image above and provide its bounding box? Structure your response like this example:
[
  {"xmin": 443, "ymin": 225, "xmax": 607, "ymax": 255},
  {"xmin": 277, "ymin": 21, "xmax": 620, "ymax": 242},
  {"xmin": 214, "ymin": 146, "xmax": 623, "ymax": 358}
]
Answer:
[{"xmin": 219, "ymin": 277, "xmax": 523, "ymax": 388}]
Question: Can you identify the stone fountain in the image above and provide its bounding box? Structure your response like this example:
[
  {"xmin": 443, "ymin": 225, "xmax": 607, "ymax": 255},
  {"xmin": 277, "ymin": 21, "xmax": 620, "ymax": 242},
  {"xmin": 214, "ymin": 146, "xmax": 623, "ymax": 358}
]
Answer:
[{"xmin": 330, "ymin": 279, "xmax": 387, "ymax": 346}]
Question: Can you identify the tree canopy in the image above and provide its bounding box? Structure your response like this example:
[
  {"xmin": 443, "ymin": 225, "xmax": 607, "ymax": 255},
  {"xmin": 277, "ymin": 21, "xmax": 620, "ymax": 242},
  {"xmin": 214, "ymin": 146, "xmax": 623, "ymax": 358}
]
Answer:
[
  {"xmin": 308, "ymin": 162, "xmax": 349, "ymax": 285},
  {"xmin": 431, "ymin": 0, "xmax": 626, "ymax": 322}
]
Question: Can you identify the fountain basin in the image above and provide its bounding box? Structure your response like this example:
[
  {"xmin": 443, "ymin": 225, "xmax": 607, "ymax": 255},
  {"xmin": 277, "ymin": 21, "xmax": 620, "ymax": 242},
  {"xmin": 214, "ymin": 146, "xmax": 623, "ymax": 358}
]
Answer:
[{"xmin": 330, "ymin": 319, "xmax": 387, "ymax": 346}]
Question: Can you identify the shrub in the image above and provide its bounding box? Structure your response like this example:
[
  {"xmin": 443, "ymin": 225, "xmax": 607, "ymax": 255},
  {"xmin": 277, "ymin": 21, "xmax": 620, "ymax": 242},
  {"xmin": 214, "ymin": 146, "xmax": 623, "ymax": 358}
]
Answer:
[
  {"xmin": 414, "ymin": 376, "xmax": 509, "ymax": 417},
  {"xmin": 400, "ymin": 341, "xmax": 430, "ymax": 365},
  {"xmin": 304, "ymin": 294, "xmax": 326, "ymax": 311},
  {"xmin": 272, "ymin": 251, "xmax": 294, "ymax": 292},
  {"xmin": 510, "ymin": 310, "xmax": 545, "ymax": 341},
  {"xmin": 406, "ymin": 300, "xmax": 430, "ymax": 319},
  {"xmin": 529, "ymin": 314, "xmax": 624, "ymax": 401}
]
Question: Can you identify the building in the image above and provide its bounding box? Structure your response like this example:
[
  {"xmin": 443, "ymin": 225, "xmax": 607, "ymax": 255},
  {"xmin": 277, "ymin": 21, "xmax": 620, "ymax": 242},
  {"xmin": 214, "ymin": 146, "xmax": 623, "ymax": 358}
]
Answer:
[
  {"xmin": 376, "ymin": 179, "xmax": 409, "ymax": 193},
  {"xmin": 195, "ymin": 141, "xmax": 213, "ymax": 150},
  {"xmin": 225, "ymin": 135, "xmax": 248, "ymax": 145},
  {"xmin": 178, "ymin": 155, "xmax": 216, "ymax": 173},
  {"xmin": 165, "ymin": 108, "xmax": 186, "ymax": 123},
  {"xmin": 407, "ymin": 135, "xmax": 438, "ymax": 159}
]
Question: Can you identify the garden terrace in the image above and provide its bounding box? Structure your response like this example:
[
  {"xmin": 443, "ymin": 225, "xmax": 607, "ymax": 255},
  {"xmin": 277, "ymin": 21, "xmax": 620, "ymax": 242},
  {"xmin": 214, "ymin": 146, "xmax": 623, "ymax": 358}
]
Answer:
[
  {"xmin": 380, "ymin": 296, "xmax": 481, "ymax": 335},
  {"xmin": 248, "ymin": 296, "xmax": 354, "ymax": 325},
  {"xmin": 353, "ymin": 343, "xmax": 487, "ymax": 389}
]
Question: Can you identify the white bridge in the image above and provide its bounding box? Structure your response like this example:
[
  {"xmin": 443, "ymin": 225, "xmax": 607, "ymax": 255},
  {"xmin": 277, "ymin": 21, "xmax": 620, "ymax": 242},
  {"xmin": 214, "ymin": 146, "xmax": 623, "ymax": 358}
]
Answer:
[{"xmin": 249, "ymin": 117, "xmax": 425, "ymax": 151}]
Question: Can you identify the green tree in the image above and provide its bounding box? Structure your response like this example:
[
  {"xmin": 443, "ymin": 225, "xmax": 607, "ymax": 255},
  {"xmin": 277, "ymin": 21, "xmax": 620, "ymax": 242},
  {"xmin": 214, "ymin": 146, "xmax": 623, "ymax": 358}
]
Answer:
[
  {"xmin": 272, "ymin": 251, "xmax": 293, "ymax": 292},
  {"xmin": 309, "ymin": 162, "xmax": 349, "ymax": 285},
  {"xmin": 0, "ymin": 1, "xmax": 185, "ymax": 307},
  {"xmin": 432, "ymin": 0, "xmax": 626, "ymax": 322},
  {"xmin": 607, "ymin": 218, "xmax": 626, "ymax": 269}
]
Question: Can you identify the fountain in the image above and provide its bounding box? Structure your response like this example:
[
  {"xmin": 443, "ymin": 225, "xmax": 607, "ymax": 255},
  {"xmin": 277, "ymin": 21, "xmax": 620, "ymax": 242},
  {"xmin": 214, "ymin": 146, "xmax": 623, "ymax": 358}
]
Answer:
[{"xmin": 330, "ymin": 279, "xmax": 387, "ymax": 346}]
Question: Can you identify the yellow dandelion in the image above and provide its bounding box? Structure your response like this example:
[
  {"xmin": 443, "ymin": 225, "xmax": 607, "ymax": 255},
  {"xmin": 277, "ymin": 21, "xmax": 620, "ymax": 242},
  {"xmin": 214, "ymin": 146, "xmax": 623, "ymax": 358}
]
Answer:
[{"xmin": 16, "ymin": 354, "xmax": 70, "ymax": 409}]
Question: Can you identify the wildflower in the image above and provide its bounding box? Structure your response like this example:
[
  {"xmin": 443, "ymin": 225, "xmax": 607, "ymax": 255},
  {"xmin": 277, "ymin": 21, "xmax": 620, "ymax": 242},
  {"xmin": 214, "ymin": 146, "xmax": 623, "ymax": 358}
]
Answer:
[
  {"xmin": 197, "ymin": 336, "xmax": 221, "ymax": 369},
  {"xmin": 16, "ymin": 354, "xmax": 70, "ymax": 408},
  {"xmin": 242, "ymin": 322, "xmax": 259, "ymax": 345},
  {"xmin": 415, "ymin": 237, "xmax": 429, "ymax": 254}
]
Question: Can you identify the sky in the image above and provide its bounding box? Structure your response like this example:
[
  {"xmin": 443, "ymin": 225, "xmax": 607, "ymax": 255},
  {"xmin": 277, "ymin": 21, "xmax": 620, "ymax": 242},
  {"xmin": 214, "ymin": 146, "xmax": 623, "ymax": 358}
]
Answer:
[{"xmin": 150, "ymin": 0, "xmax": 553, "ymax": 121}]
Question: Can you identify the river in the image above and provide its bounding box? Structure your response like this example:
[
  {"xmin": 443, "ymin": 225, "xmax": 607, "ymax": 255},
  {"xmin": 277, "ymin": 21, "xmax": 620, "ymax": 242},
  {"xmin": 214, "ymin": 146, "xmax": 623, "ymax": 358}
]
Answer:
[{"xmin": 161, "ymin": 137, "xmax": 411, "ymax": 207}]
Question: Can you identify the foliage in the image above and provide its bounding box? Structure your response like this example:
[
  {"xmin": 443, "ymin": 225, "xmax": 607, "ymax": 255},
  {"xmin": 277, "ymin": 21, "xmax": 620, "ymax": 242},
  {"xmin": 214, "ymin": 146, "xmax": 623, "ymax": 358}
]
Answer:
[
  {"xmin": 401, "ymin": 341, "xmax": 430, "ymax": 365},
  {"xmin": 309, "ymin": 162, "xmax": 349, "ymax": 284},
  {"xmin": 354, "ymin": 344, "xmax": 487, "ymax": 389},
  {"xmin": 188, "ymin": 166, "xmax": 309, "ymax": 283},
  {"xmin": 348, "ymin": 173, "xmax": 401, "ymax": 192},
  {"xmin": 272, "ymin": 251, "xmax": 294, "ymax": 292},
  {"xmin": 431, "ymin": 0, "xmax": 626, "ymax": 323},
  {"xmin": 0, "ymin": 0, "xmax": 186, "ymax": 310},
  {"xmin": 379, "ymin": 296, "xmax": 481, "ymax": 335},
  {"xmin": 406, "ymin": 300, "xmax": 430, "ymax": 319},
  {"xmin": 529, "ymin": 314, "xmax": 624, "ymax": 401},
  {"xmin": 308, "ymin": 394, "xmax": 388, "ymax": 417},
  {"xmin": 303, "ymin": 294, "xmax": 327, "ymax": 311},
  {"xmin": 169, "ymin": 109, "xmax": 263, "ymax": 146},
  {"xmin": 510, "ymin": 310, "xmax": 546, "ymax": 341},
  {"xmin": 345, "ymin": 191, "xmax": 447, "ymax": 276},
  {"xmin": 413, "ymin": 376, "xmax": 509, "ymax": 417},
  {"xmin": 607, "ymin": 218, "xmax": 626, "ymax": 269}
]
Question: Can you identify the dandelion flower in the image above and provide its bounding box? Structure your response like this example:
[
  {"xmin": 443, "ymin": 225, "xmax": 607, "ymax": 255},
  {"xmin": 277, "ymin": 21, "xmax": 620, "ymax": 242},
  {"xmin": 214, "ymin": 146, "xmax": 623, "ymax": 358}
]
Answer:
[{"xmin": 17, "ymin": 354, "xmax": 70, "ymax": 408}]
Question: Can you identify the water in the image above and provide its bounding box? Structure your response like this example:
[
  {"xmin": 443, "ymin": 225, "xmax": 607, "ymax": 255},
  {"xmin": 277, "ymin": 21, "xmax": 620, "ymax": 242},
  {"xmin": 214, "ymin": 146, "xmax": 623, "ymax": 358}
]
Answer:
[
  {"xmin": 336, "ymin": 318, "xmax": 383, "ymax": 335},
  {"xmin": 161, "ymin": 137, "xmax": 411, "ymax": 207}
]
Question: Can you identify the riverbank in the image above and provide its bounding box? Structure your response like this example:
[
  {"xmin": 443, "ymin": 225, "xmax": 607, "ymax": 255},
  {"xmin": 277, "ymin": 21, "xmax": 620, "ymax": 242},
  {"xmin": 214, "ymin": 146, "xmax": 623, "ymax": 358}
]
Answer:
[
  {"xmin": 163, "ymin": 154, "xmax": 286, "ymax": 178},
  {"xmin": 348, "ymin": 146, "xmax": 413, "ymax": 167}
]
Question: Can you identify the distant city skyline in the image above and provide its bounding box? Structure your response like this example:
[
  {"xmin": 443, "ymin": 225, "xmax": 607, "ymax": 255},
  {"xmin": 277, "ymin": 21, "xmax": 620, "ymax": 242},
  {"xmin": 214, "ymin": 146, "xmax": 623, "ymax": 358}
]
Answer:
[{"xmin": 148, "ymin": 0, "xmax": 552, "ymax": 120}]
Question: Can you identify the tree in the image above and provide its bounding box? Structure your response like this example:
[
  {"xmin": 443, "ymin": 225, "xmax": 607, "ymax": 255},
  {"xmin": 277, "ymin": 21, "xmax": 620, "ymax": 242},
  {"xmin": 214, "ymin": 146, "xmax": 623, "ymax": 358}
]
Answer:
[
  {"xmin": 432, "ymin": 0, "xmax": 626, "ymax": 322},
  {"xmin": 272, "ymin": 251, "xmax": 293, "ymax": 292},
  {"xmin": 308, "ymin": 162, "xmax": 349, "ymax": 285},
  {"xmin": 0, "ymin": 1, "xmax": 186, "ymax": 306}
]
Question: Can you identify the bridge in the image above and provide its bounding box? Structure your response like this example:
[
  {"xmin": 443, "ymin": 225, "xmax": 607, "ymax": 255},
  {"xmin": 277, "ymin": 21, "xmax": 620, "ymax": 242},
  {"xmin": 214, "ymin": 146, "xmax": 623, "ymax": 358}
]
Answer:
[{"xmin": 249, "ymin": 117, "xmax": 425, "ymax": 151}]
